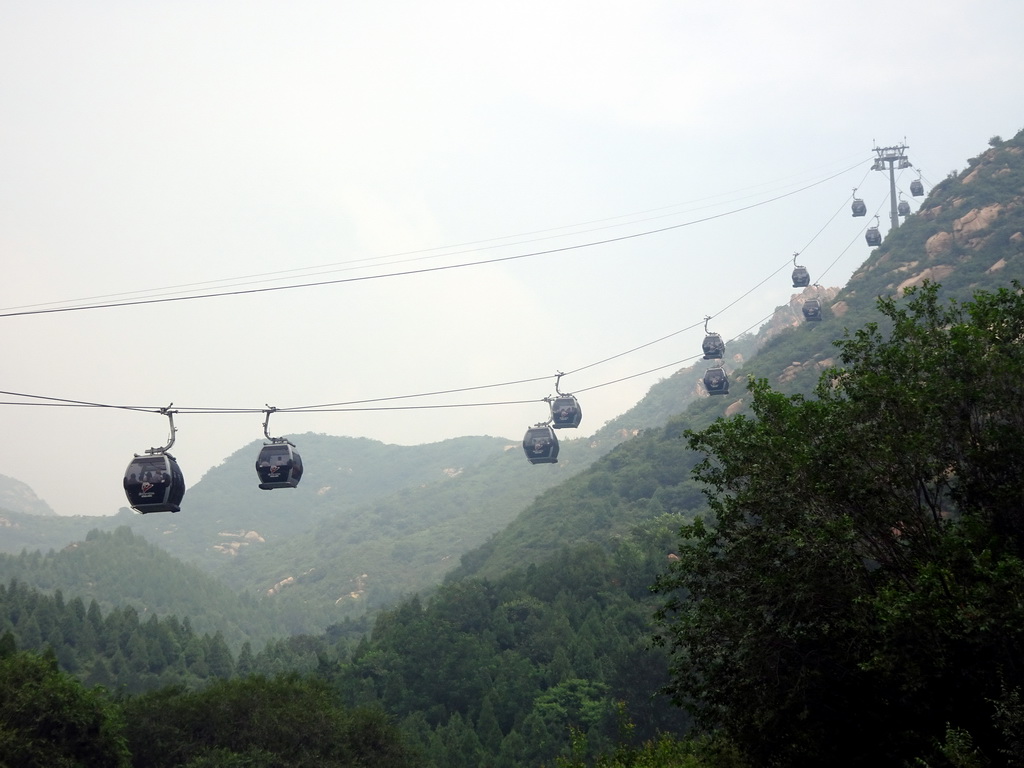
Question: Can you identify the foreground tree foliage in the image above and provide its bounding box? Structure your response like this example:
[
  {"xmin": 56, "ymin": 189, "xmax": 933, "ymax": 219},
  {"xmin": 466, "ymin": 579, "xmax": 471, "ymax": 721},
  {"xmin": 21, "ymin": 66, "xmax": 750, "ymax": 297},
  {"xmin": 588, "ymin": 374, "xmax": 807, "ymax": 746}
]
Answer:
[
  {"xmin": 0, "ymin": 644, "xmax": 131, "ymax": 767},
  {"xmin": 655, "ymin": 282, "xmax": 1024, "ymax": 766}
]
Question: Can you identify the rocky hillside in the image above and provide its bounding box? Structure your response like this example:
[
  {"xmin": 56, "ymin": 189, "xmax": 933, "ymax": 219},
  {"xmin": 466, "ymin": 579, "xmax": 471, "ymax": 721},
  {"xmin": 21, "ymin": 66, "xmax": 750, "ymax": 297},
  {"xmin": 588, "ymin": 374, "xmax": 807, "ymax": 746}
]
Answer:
[
  {"xmin": 851, "ymin": 139, "xmax": 1023, "ymax": 297},
  {"xmin": 732, "ymin": 133, "xmax": 1024, "ymax": 400}
]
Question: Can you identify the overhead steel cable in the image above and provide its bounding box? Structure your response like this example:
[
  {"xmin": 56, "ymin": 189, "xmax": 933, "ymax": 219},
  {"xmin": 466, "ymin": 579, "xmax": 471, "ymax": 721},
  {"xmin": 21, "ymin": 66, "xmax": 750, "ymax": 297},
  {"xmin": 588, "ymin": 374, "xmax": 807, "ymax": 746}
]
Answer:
[
  {"xmin": 0, "ymin": 258, "xmax": 795, "ymax": 415},
  {"xmin": 1, "ymin": 156, "xmax": 874, "ymax": 420},
  {"xmin": 574, "ymin": 356, "xmax": 701, "ymax": 394},
  {"xmin": 250, "ymin": 398, "xmax": 543, "ymax": 414},
  {"xmin": 2, "ymin": 300, "xmax": 788, "ymax": 414},
  {"xmin": 0, "ymin": 220, "xmax": 856, "ymax": 416},
  {"xmin": 0, "ymin": 389, "xmax": 159, "ymax": 413},
  {"xmin": 818, "ymin": 226, "xmax": 870, "ymax": 286},
  {"xmin": 0, "ymin": 159, "xmax": 868, "ymax": 320},
  {"xmin": 2, "ymin": 154, "xmax": 871, "ymax": 313},
  {"xmin": 557, "ymin": 246, "xmax": 796, "ymax": 383},
  {"xmin": 278, "ymin": 375, "xmax": 556, "ymax": 412},
  {"xmin": 0, "ymin": 303, "xmax": 766, "ymax": 416},
  {"xmin": 560, "ymin": 320, "xmax": 706, "ymax": 378},
  {"xmin": 0, "ymin": 180, "xmax": 852, "ymax": 312}
]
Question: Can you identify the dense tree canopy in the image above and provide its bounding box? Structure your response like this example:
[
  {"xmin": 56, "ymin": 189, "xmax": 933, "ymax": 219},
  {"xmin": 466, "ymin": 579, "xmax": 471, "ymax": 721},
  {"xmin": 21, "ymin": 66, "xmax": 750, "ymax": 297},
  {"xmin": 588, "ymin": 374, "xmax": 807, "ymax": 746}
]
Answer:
[
  {"xmin": 122, "ymin": 674, "xmax": 413, "ymax": 768},
  {"xmin": 655, "ymin": 282, "xmax": 1024, "ymax": 766},
  {"xmin": 0, "ymin": 646, "xmax": 130, "ymax": 767}
]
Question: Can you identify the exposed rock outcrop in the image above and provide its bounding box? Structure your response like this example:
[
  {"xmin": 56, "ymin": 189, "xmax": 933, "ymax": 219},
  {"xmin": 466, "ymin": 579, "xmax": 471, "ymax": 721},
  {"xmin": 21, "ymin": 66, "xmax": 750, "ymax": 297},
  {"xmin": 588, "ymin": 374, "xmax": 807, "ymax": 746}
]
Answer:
[
  {"xmin": 925, "ymin": 231, "xmax": 954, "ymax": 258},
  {"xmin": 898, "ymin": 265, "xmax": 955, "ymax": 294},
  {"xmin": 954, "ymin": 203, "xmax": 1002, "ymax": 241}
]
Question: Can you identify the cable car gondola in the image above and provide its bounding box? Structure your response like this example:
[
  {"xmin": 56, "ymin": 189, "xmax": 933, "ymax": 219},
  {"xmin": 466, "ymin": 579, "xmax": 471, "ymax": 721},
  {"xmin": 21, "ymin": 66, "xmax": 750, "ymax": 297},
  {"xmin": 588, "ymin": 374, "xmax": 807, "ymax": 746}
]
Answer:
[
  {"xmin": 910, "ymin": 178, "xmax": 924, "ymax": 197},
  {"xmin": 702, "ymin": 332, "xmax": 725, "ymax": 360},
  {"xmin": 256, "ymin": 408, "xmax": 304, "ymax": 489},
  {"xmin": 865, "ymin": 216, "xmax": 882, "ymax": 247},
  {"xmin": 851, "ymin": 188, "xmax": 867, "ymax": 217},
  {"xmin": 123, "ymin": 408, "xmax": 186, "ymax": 514},
  {"xmin": 703, "ymin": 365, "xmax": 730, "ymax": 396},
  {"xmin": 256, "ymin": 442, "xmax": 303, "ymax": 489},
  {"xmin": 791, "ymin": 251, "xmax": 811, "ymax": 288},
  {"xmin": 802, "ymin": 298, "xmax": 822, "ymax": 322},
  {"xmin": 792, "ymin": 266, "xmax": 810, "ymax": 288},
  {"xmin": 898, "ymin": 199, "xmax": 911, "ymax": 217},
  {"xmin": 549, "ymin": 395, "xmax": 582, "ymax": 429},
  {"xmin": 124, "ymin": 454, "xmax": 186, "ymax": 513},
  {"xmin": 547, "ymin": 372, "xmax": 582, "ymax": 429},
  {"xmin": 523, "ymin": 424, "xmax": 559, "ymax": 464},
  {"xmin": 701, "ymin": 316, "xmax": 725, "ymax": 360}
]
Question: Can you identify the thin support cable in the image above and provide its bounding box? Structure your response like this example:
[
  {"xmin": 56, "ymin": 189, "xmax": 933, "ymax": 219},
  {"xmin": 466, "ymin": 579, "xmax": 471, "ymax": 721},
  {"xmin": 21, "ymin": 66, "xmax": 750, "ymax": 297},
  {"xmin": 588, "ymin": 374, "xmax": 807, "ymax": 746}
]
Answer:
[{"xmin": 0, "ymin": 160, "xmax": 869, "ymax": 320}]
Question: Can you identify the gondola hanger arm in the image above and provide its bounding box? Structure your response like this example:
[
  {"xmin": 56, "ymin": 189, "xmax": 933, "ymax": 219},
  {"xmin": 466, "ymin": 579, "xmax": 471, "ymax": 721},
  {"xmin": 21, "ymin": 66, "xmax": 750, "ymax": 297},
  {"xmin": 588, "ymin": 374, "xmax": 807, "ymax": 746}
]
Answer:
[
  {"xmin": 262, "ymin": 406, "xmax": 294, "ymax": 445},
  {"xmin": 554, "ymin": 370, "xmax": 570, "ymax": 397},
  {"xmin": 144, "ymin": 404, "xmax": 177, "ymax": 455}
]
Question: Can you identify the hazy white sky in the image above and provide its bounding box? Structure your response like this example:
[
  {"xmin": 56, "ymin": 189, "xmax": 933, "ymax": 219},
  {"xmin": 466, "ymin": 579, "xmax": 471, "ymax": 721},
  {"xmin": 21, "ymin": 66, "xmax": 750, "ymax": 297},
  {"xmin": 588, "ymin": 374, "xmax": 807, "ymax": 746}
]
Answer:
[{"xmin": 2, "ymin": 0, "xmax": 1023, "ymax": 517}]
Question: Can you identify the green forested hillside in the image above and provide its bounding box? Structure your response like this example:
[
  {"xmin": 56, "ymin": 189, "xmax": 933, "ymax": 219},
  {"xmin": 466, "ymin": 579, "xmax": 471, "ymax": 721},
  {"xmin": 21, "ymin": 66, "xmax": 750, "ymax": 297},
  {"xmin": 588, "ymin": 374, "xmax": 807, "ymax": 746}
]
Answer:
[
  {"xmin": 0, "ymin": 527, "xmax": 280, "ymax": 649},
  {"xmin": 0, "ymin": 578, "xmax": 236, "ymax": 693},
  {"xmin": 332, "ymin": 537, "xmax": 693, "ymax": 765},
  {"xmin": 0, "ymin": 574, "xmax": 373, "ymax": 693},
  {"xmin": 214, "ymin": 446, "xmax": 580, "ymax": 616}
]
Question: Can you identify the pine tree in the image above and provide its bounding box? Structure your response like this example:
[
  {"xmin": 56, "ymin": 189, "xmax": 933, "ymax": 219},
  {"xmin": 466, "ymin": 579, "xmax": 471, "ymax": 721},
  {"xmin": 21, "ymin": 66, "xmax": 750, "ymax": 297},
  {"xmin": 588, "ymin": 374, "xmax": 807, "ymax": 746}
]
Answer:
[{"xmin": 476, "ymin": 693, "xmax": 504, "ymax": 754}]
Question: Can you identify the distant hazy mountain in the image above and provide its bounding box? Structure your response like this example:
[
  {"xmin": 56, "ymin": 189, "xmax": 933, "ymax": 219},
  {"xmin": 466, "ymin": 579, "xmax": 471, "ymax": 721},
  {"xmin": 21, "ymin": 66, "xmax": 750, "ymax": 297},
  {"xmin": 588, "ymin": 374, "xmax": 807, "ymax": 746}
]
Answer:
[{"xmin": 0, "ymin": 473, "xmax": 55, "ymax": 516}]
